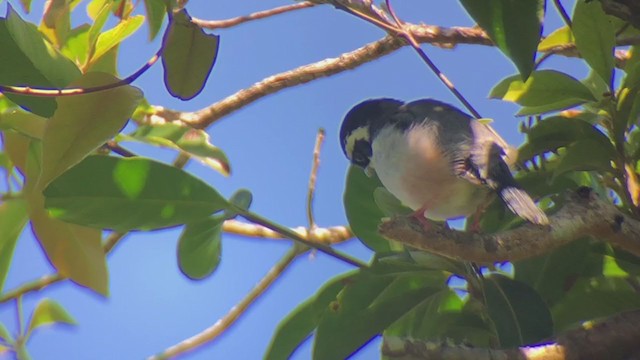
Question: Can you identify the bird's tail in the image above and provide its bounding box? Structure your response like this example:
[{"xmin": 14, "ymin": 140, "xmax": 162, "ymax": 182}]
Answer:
[{"xmin": 499, "ymin": 187, "xmax": 549, "ymax": 225}]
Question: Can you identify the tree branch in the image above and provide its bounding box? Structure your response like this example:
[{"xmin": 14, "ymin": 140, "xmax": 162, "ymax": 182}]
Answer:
[
  {"xmin": 222, "ymin": 220, "xmax": 352, "ymax": 244},
  {"xmin": 191, "ymin": 2, "xmax": 316, "ymax": 30},
  {"xmin": 149, "ymin": 246, "xmax": 302, "ymax": 360},
  {"xmin": 379, "ymin": 187, "xmax": 640, "ymax": 263},
  {"xmin": 382, "ymin": 309, "xmax": 640, "ymax": 360},
  {"xmin": 148, "ymin": 27, "xmax": 636, "ymax": 130}
]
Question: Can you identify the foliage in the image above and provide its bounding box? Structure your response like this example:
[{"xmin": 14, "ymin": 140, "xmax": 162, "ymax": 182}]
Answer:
[{"xmin": 0, "ymin": 0, "xmax": 639, "ymax": 358}]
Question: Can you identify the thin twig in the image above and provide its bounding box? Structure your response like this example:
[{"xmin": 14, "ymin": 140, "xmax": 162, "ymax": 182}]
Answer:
[
  {"xmin": 0, "ymin": 48, "xmax": 162, "ymax": 97},
  {"xmin": 238, "ymin": 207, "xmax": 367, "ymax": 268},
  {"xmin": 553, "ymin": 0, "xmax": 573, "ymax": 28},
  {"xmin": 148, "ymin": 247, "xmax": 302, "ymax": 360},
  {"xmin": 191, "ymin": 2, "xmax": 315, "ymax": 30},
  {"xmin": 382, "ymin": 0, "xmax": 482, "ymax": 118},
  {"xmin": 306, "ymin": 128, "xmax": 325, "ymax": 229},
  {"xmin": 106, "ymin": 141, "xmax": 136, "ymax": 158},
  {"xmin": 0, "ymin": 275, "xmax": 63, "ymax": 304}
]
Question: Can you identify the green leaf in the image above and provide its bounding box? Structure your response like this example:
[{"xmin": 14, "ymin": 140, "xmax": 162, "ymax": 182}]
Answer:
[
  {"xmin": 552, "ymin": 277, "xmax": 640, "ymax": 332},
  {"xmin": 0, "ymin": 110, "xmax": 46, "ymax": 139},
  {"xmin": 514, "ymin": 239, "xmax": 592, "ymax": 306},
  {"xmin": 144, "ymin": 0, "xmax": 167, "ymax": 40},
  {"xmin": 43, "ymin": 155, "xmax": 229, "ymax": 231},
  {"xmin": 161, "ymin": 9, "xmax": 220, "ymax": 100},
  {"xmin": 490, "ymin": 70, "xmax": 596, "ymax": 115},
  {"xmin": 572, "ymin": 0, "xmax": 615, "ymax": 86},
  {"xmin": 518, "ymin": 116, "xmax": 613, "ymax": 162},
  {"xmin": 0, "ymin": 200, "xmax": 28, "ymax": 293},
  {"xmin": 553, "ymin": 139, "xmax": 615, "ymax": 179},
  {"xmin": 617, "ymin": 62, "xmax": 640, "ymax": 128},
  {"xmin": 265, "ymin": 272, "xmax": 354, "ymax": 360},
  {"xmin": 26, "ymin": 299, "xmax": 76, "ymax": 337},
  {"xmin": 343, "ymin": 166, "xmax": 393, "ymax": 252},
  {"xmin": 313, "ymin": 269, "xmax": 446, "ymax": 359},
  {"xmin": 223, "ymin": 189, "xmax": 252, "ymax": 220},
  {"xmin": 60, "ymin": 24, "xmax": 91, "ymax": 66},
  {"xmin": 0, "ymin": 6, "xmax": 81, "ymax": 117},
  {"xmin": 483, "ymin": 274, "xmax": 553, "ymax": 348},
  {"xmin": 177, "ymin": 216, "xmax": 223, "ymax": 280},
  {"xmin": 3, "ymin": 130, "xmax": 31, "ymax": 173},
  {"xmin": 460, "ymin": 0, "xmax": 544, "ymax": 79},
  {"xmin": 90, "ymin": 15, "xmax": 144, "ymax": 66},
  {"xmin": 538, "ymin": 26, "xmax": 574, "ymax": 52},
  {"xmin": 373, "ymin": 187, "xmax": 412, "ymax": 217},
  {"xmin": 120, "ymin": 123, "xmax": 231, "ymax": 176},
  {"xmin": 39, "ymin": 72, "xmax": 142, "ymax": 187},
  {"xmin": 0, "ymin": 322, "xmax": 12, "ymax": 343}
]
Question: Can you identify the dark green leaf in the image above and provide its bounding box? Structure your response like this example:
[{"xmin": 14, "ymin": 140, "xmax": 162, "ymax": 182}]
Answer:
[
  {"xmin": 373, "ymin": 187, "xmax": 412, "ymax": 217},
  {"xmin": 162, "ymin": 9, "xmax": 220, "ymax": 100},
  {"xmin": 223, "ymin": 189, "xmax": 252, "ymax": 220},
  {"xmin": 43, "ymin": 155, "xmax": 229, "ymax": 231},
  {"xmin": 460, "ymin": 0, "xmax": 544, "ymax": 79},
  {"xmin": 177, "ymin": 216, "xmax": 223, "ymax": 280},
  {"xmin": 121, "ymin": 123, "xmax": 230, "ymax": 175},
  {"xmin": 0, "ymin": 200, "xmax": 28, "ymax": 292},
  {"xmin": 265, "ymin": 272, "xmax": 354, "ymax": 360},
  {"xmin": 552, "ymin": 277, "xmax": 640, "ymax": 332},
  {"xmin": 514, "ymin": 239, "xmax": 592, "ymax": 306},
  {"xmin": 553, "ymin": 139, "xmax": 615, "ymax": 179},
  {"xmin": 26, "ymin": 299, "xmax": 76, "ymax": 336},
  {"xmin": 0, "ymin": 6, "xmax": 81, "ymax": 117},
  {"xmin": 344, "ymin": 166, "xmax": 394, "ymax": 252},
  {"xmin": 385, "ymin": 289, "xmax": 492, "ymax": 347},
  {"xmin": 483, "ymin": 274, "xmax": 553, "ymax": 348},
  {"xmin": 572, "ymin": 0, "xmax": 615, "ymax": 85},
  {"xmin": 490, "ymin": 70, "xmax": 596, "ymax": 115},
  {"xmin": 144, "ymin": 0, "xmax": 167, "ymax": 40},
  {"xmin": 39, "ymin": 72, "xmax": 142, "ymax": 187},
  {"xmin": 313, "ymin": 269, "xmax": 446, "ymax": 359},
  {"xmin": 617, "ymin": 62, "xmax": 640, "ymax": 128},
  {"xmin": 518, "ymin": 116, "xmax": 613, "ymax": 162}
]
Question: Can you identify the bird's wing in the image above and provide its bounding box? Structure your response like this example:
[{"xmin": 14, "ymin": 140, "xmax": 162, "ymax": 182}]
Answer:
[{"xmin": 456, "ymin": 121, "xmax": 548, "ymax": 224}]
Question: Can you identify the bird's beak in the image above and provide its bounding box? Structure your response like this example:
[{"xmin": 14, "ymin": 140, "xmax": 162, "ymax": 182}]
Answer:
[{"xmin": 365, "ymin": 165, "xmax": 376, "ymax": 178}]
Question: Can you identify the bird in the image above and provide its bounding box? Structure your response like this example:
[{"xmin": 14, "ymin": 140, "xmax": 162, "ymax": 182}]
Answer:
[{"xmin": 339, "ymin": 98, "xmax": 549, "ymax": 226}]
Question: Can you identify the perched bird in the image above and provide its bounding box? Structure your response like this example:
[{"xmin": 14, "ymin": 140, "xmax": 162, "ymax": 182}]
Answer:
[{"xmin": 339, "ymin": 98, "xmax": 548, "ymax": 226}]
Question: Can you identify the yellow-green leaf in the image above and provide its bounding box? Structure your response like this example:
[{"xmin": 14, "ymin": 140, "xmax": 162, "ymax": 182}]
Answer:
[
  {"xmin": 0, "ymin": 110, "xmax": 46, "ymax": 139},
  {"xmin": 0, "ymin": 200, "xmax": 28, "ymax": 293},
  {"xmin": 26, "ymin": 298, "xmax": 76, "ymax": 336},
  {"xmin": 491, "ymin": 70, "xmax": 596, "ymax": 115},
  {"xmin": 538, "ymin": 26, "xmax": 574, "ymax": 52},
  {"xmin": 90, "ymin": 15, "xmax": 144, "ymax": 66},
  {"xmin": 39, "ymin": 72, "xmax": 142, "ymax": 187}
]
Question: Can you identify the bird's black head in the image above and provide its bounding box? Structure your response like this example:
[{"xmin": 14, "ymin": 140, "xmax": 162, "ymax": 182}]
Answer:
[{"xmin": 339, "ymin": 98, "xmax": 403, "ymax": 169}]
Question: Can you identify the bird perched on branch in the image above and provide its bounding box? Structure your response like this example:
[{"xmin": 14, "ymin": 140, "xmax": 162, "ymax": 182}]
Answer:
[{"xmin": 339, "ymin": 98, "xmax": 548, "ymax": 226}]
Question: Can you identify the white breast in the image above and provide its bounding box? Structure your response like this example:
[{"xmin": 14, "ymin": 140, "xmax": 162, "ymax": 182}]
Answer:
[{"xmin": 371, "ymin": 125, "xmax": 488, "ymax": 221}]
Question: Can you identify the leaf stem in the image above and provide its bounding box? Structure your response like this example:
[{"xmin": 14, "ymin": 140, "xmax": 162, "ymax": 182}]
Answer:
[{"xmin": 306, "ymin": 128, "xmax": 325, "ymax": 229}]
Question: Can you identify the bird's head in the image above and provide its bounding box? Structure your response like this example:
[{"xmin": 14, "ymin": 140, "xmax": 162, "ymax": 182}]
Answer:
[{"xmin": 339, "ymin": 98, "xmax": 403, "ymax": 171}]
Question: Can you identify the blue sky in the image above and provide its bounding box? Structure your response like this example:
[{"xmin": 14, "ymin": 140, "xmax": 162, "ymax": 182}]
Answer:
[{"xmin": 0, "ymin": 1, "xmax": 581, "ymax": 359}]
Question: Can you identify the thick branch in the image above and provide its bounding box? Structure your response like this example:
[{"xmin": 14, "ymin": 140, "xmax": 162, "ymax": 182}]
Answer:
[
  {"xmin": 149, "ymin": 26, "xmax": 636, "ymax": 130},
  {"xmin": 379, "ymin": 187, "xmax": 640, "ymax": 263},
  {"xmin": 382, "ymin": 309, "xmax": 640, "ymax": 360}
]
